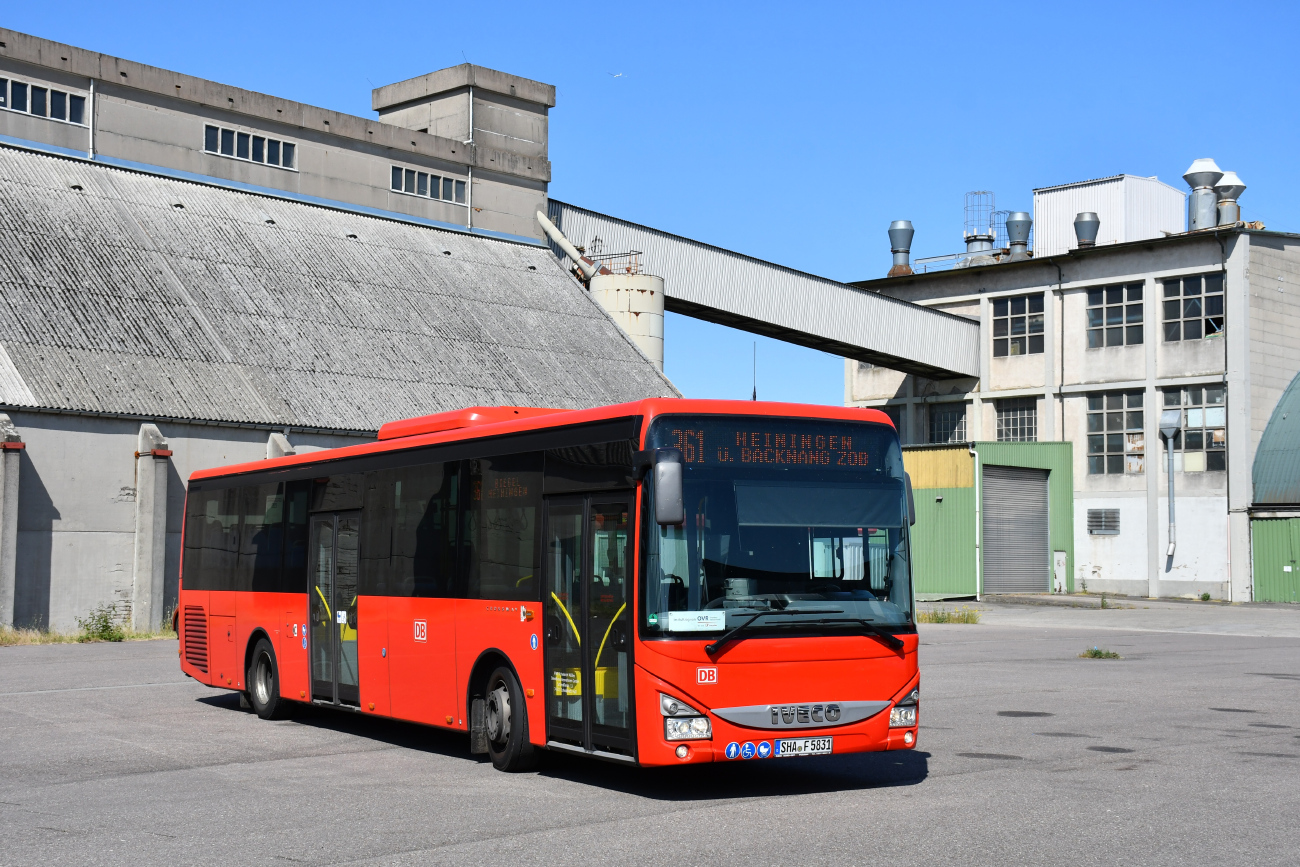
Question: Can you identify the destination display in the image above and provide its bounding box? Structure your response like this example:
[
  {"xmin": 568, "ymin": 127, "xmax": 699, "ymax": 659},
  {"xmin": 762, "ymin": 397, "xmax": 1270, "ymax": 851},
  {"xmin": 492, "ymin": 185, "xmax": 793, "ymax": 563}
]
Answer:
[{"xmin": 648, "ymin": 416, "xmax": 897, "ymax": 473}]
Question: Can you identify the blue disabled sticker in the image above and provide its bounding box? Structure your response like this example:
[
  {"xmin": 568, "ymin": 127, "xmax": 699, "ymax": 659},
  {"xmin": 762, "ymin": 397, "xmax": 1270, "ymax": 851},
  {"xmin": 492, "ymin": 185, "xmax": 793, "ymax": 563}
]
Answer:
[
  {"xmin": 740, "ymin": 742, "xmax": 756, "ymax": 759},
  {"xmin": 301, "ymin": 637, "xmax": 307, "ymax": 649},
  {"xmin": 725, "ymin": 742, "xmax": 741, "ymax": 760},
  {"xmin": 530, "ymin": 634, "xmax": 538, "ymax": 650},
  {"xmin": 757, "ymin": 741, "xmax": 772, "ymax": 759}
]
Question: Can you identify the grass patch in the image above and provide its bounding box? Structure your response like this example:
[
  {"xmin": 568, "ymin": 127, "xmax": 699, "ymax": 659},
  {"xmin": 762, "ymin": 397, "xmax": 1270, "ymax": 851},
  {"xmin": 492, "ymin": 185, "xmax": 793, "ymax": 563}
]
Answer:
[
  {"xmin": 1079, "ymin": 646, "xmax": 1122, "ymax": 659},
  {"xmin": 917, "ymin": 606, "xmax": 981, "ymax": 624},
  {"xmin": 1, "ymin": 603, "xmax": 177, "ymax": 646}
]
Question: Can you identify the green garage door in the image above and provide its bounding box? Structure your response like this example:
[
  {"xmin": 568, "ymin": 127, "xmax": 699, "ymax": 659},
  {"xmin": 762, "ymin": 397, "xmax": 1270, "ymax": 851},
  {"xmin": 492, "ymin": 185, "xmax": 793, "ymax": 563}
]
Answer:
[{"xmin": 1252, "ymin": 518, "xmax": 1300, "ymax": 603}]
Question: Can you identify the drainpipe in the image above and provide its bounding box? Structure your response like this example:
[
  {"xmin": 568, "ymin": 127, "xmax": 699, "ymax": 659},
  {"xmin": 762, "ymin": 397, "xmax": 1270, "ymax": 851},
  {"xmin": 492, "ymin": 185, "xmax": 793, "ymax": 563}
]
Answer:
[
  {"xmin": 466, "ymin": 85, "xmax": 474, "ymax": 230},
  {"xmin": 969, "ymin": 442, "xmax": 982, "ymax": 601},
  {"xmin": 1159, "ymin": 410, "xmax": 1182, "ymax": 558},
  {"xmin": 87, "ymin": 78, "xmax": 96, "ymax": 159}
]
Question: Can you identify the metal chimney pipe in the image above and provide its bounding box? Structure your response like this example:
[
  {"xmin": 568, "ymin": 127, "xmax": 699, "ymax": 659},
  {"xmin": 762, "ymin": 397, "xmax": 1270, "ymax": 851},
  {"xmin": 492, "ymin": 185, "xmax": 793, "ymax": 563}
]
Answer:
[
  {"xmin": 1006, "ymin": 212, "xmax": 1032, "ymax": 261},
  {"xmin": 1214, "ymin": 171, "xmax": 1246, "ymax": 226},
  {"xmin": 887, "ymin": 220, "xmax": 915, "ymax": 277},
  {"xmin": 1074, "ymin": 212, "xmax": 1100, "ymax": 249},
  {"xmin": 1183, "ymin": 158, "xmax": 1224, "ymax": 231},
  {"xmin": 536, "ymin": 210, "xmax": 600, "ymax": 281}
]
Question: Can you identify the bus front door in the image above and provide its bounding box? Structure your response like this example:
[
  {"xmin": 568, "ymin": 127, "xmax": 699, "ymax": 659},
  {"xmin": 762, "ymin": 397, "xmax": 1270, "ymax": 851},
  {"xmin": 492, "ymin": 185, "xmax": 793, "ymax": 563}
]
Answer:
[
  {"xmin": 544, "ymin": 494, "xmax": 634, "ymax": 758},
  {"xmin": 309, "ymin": 511, "xmax": 361, "ymax": 706}
]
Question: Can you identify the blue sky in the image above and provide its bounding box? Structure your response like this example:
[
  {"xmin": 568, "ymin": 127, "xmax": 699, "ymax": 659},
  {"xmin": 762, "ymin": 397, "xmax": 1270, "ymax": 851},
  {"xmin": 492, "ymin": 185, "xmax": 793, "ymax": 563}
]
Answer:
[{"xmin": 12, "ymin": 1, "xmax": 1299, "ymax": 405}]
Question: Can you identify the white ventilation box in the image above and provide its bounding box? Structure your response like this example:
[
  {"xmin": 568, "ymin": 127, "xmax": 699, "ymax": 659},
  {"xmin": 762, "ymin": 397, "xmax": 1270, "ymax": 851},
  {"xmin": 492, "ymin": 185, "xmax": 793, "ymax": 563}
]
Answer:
[{"xmin": 1032, "ymin": 174, "xmax": 1186, "ymax": 258}]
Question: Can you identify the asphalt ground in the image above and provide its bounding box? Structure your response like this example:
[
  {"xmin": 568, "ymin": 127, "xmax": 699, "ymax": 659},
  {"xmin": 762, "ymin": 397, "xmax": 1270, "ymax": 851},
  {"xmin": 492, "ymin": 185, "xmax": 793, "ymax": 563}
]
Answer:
[{"xmin": 3, "ymin": 605, "xmax": 1299, "ymax": 866}]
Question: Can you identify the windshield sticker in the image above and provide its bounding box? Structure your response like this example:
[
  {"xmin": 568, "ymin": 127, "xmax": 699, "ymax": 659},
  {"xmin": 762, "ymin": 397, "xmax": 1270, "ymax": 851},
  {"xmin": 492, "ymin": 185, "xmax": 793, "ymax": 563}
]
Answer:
[{"xmin": 665, "ymin": 611, "xmax": 725, "ymax": 632}]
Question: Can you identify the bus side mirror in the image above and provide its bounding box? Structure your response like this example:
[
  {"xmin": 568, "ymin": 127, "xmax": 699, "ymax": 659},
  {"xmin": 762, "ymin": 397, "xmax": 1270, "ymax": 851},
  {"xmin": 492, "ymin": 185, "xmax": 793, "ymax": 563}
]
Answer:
[
  {"xmin": 904, "ymin": 473, "xmax": 916, "ymax": 526},
  {"xmin": 654, "ymin": 449, "xmax": 685, "ymax": 525}
]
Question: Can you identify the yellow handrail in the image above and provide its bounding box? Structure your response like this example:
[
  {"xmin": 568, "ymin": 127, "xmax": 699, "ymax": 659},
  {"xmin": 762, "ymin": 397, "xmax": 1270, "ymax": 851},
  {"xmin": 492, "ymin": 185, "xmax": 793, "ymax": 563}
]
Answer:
[
  {"xmin": 550, "ymin": 591, "xmax": 581, "ymax": 646},
  {"xmin": 593, "ymin": 602, "xmax": 627, "ymax": 671},
  {"xmin": 314, "ymin": 586, "xmax": 332, "ymax": 625}
]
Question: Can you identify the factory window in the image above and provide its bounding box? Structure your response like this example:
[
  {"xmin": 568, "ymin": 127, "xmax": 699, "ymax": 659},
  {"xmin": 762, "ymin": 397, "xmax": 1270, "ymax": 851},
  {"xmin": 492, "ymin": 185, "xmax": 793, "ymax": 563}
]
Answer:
[
  {"xmin": 1086, "ymin": 283, "xmax": 1143, "ymax": 348},
  {"xmin": 995, "ymin": 398, "xmax": 1037, "ymax": 442},
  {"xmin": 203, "ymin": 124, "xmax": 297, "ymax": 170},
  {"xmin": 1163, "ymin": 274, "xmax": 1224, "ymax": 341},
  {"xmin": 929, "ymin": 404, "xmax": 967, "ymax": 444},
  {"xmin": 391, "ymin": 165, "xmax": 467, "ymax": 205},
  {"xmin": 1087, "ymin": 509, "xmax": 1120, "ymax": 535},
  {"xmin": 1162, "ymin": 386, "xmax": 1226, "ymax": 472},
  {"xmin": 0, "ymin": 77, "xmax": 86, "ymax": 125},
  {"xmin": 992, "ymin": 294, "xmax": 1044, "ymax": 357},
  {"xmin": 1087, "ymin": 391, "xmax": 1144, "ymax": 475}
]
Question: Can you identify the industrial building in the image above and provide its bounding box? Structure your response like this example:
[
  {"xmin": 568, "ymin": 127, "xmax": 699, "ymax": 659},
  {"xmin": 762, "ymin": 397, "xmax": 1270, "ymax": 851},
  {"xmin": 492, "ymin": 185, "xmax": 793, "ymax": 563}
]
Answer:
[{"xmin": 845, "ymin": 168, "xmax": 1300, "ymax": 602}]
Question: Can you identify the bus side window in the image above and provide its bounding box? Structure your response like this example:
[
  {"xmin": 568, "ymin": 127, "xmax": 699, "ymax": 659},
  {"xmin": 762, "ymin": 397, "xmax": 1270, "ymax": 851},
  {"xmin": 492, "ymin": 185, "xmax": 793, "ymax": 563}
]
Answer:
[
  {"xmin": 466, "ymin": 454, "xmax": 542, "ymax": 602},
  {"xmin": 282, "ymin": 480, "xmax": 311, "ymax": 594},
  {"xmin": 359, "ymin": 462, "xmax": 461, "ymax": 599},
  {"xmin": 238, "ymin": 483, "xmax": 286, "ymax": 593},
  {"xmin": 183, "ymin": 486, "xmax": 240, "ymax": 591}
]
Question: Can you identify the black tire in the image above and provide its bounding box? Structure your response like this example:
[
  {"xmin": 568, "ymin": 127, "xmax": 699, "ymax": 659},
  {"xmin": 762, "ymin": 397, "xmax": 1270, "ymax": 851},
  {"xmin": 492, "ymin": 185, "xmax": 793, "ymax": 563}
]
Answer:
[
  {"xmin": 484, "ymin": 666, "xmax": 536, "ymax": 772},
  {"xmin": 247, "ymin": 637, "xmax": 289, "ymax": 720}
]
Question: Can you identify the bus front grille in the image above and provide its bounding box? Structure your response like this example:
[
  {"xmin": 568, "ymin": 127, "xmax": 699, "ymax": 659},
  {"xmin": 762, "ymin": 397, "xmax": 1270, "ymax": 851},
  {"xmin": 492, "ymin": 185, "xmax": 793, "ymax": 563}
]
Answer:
[{"xmin": 183, "ymin": 606, "xmax": 208, "ymax": 672}]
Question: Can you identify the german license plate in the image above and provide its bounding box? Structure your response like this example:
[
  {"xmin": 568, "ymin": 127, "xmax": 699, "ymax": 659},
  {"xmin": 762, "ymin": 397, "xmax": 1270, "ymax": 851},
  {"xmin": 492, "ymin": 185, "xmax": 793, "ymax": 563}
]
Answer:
[{"xmin": 776, "ymin": 737, "xmax": 832, "ymax": 757}]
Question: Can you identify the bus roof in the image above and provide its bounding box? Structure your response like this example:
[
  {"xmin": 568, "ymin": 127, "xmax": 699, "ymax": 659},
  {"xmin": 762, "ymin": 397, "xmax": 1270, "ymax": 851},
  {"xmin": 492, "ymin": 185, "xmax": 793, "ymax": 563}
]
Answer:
[{"xmin": 187, "ymin": 399, "xmax": 896, "ymax": 482}]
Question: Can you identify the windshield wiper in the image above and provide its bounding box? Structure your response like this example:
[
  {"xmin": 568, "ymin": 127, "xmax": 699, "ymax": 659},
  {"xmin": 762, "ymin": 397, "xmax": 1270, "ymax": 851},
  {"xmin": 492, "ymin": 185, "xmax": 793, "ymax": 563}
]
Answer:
[
  {"xmin": 704, "ymin": 608, "xmax": 843, "ymax": 655},
  {"xmin": 772, "ymin": 617, "xmax": 906, "ymax": 652}
]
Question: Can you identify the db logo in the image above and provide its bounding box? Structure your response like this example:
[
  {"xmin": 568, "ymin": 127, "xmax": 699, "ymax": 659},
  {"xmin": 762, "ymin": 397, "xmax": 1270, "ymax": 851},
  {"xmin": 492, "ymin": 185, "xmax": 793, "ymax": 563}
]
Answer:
[
  {"xmin": 413, "ymin": 620, "xmax": 427, "ymax": 642},
  {"xmin": 697, "ymin": 667, "xmax": 718, "ymax": 684}
]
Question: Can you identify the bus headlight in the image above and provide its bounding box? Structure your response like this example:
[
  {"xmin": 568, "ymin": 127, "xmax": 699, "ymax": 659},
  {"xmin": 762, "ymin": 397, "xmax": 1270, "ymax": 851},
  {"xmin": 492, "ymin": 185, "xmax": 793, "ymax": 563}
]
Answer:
[
  {"xmin": 661, "ymin": 693, "xmax": 711, "ymax": 740},
  {"xmin": 889, "ymin": 705, "xmax": 917, "ymax": 727},
  {"xmin": 665, "ymin": 716, "xmax": 712, "ymax": 740},
  {"xmin": 890, "ymin": 686, "xmax": 919, "ymax": 727}
]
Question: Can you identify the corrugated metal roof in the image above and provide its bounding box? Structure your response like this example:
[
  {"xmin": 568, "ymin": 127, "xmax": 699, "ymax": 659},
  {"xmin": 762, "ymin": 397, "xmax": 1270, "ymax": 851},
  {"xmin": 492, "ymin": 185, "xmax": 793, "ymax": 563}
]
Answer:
[
  {"xmin": 0, "ymin": 146, "xmax": 677, "ymax": 431},
  {"xmin": 546, "ymin": 200, "xmax": 980, "ymax": 379},
  {"xmin": 1254, "ymin": 369, "xmax": 1300, "ymax": 505}
]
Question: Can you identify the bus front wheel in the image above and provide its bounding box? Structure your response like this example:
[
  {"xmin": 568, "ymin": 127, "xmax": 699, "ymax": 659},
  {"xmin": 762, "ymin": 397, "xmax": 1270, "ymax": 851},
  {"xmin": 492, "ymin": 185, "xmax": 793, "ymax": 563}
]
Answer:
[
  {"xmin": 484, "ymin": 666, "xmax": 536, "ymax": 772},
  {"xmin": 247, "ymin": 638, "xmax": 289, "ymax": 720}
]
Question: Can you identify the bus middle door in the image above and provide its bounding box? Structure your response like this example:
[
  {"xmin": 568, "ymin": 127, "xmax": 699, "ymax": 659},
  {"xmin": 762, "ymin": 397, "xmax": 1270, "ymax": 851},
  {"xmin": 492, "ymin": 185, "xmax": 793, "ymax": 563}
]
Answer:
[{"xmin": 309, "ymin": 511, "xmax": 361, "ymax": 706}]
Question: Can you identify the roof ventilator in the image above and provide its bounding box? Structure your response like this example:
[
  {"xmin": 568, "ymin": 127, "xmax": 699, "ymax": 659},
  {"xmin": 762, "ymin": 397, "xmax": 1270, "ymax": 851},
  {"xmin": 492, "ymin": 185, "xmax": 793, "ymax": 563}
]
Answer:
[
  {"xmin": 1005, "ymin": 212, "xmax": 1032, "ymax": 262},
  {"xmin": 1184, "ymin": 158, "xmax": 1223, "ymax": 231},
  {"xmin": 1074, "ymin": 212, "xmax": 1100, "ymax": 249},
  {"xmin": 887, "ymin": 220, "xmax": 914, "ymax": 277},
  {"xmin": 259, "ymin": 211, "xmax": 275, "ymax": 225},
  {"xmin": 1215, "ymin": 171, "xmax": 1246, "ymax": 226}
]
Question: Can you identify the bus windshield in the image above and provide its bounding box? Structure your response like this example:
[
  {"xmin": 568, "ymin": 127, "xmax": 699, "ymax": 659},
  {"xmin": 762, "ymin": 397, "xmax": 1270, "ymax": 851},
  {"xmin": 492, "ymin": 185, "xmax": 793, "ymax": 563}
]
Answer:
[{"xmin": 642, "ymin": 415, "xmax": 913, "ymax": 639}]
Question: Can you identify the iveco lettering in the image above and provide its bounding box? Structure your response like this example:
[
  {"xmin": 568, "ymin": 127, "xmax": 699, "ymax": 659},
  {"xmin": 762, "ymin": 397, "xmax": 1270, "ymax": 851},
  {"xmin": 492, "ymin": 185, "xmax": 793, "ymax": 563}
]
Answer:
[{"xmin": 177, "ymin": 399, "xmax": 920, "ymax": 770}]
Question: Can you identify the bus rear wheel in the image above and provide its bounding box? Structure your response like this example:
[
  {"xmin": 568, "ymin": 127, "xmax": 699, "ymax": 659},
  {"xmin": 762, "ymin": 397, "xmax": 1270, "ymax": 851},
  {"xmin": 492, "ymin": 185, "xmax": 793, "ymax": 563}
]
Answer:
[
  {"xmin": 248, "ymin": 638, "xmax": 289, "ymax": 720},
  {"xmin": 484, "ymin": 666, "xmax": 536, "ymax": 772}
]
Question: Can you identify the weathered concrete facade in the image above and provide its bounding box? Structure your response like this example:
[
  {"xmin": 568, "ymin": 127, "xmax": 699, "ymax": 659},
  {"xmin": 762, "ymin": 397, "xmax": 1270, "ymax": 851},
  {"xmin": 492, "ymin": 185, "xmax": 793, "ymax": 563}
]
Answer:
[
  {"xmin": 8, "ymin": 415, "xmax": 361, "ymax": 631},
  {"xmin": 0, "ymin": 28, "xmax": 550, "ymax": 241},
  {"xmin": 846, "ymin": 230, "xmax": 1300, "ymax": 602}
]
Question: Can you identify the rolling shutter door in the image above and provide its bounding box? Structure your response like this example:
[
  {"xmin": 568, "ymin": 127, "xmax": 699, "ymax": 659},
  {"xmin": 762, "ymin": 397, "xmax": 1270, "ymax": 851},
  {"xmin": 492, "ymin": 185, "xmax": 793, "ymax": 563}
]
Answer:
[{"xmin": 982, "ymin": 465, "xmax": 1049, "ymax": 593}]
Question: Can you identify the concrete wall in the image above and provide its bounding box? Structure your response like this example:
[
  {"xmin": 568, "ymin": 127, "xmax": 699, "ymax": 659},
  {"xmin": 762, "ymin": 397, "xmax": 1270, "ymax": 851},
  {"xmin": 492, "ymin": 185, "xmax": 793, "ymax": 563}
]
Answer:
[
  {"xmin": 0, "ymin": 43, "xmax": 549, "ymax": 240},
  {"xmin": 7, "ymin": 411, "xmax": 365, "ymax": 631}
]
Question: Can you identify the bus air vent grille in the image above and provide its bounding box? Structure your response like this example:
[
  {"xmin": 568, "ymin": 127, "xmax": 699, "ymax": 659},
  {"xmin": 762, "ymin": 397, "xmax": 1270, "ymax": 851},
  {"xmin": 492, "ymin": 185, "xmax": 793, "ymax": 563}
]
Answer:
[{"xmin": 183, "ymin": 606, "xmax": 209, "ymax": 673}]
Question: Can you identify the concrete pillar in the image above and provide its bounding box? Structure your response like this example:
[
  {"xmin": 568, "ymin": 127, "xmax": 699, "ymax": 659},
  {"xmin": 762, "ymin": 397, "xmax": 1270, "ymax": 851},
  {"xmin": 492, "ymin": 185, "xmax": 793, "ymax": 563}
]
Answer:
[
  {"xmin": 267, "ymin": 431, "xmax": 296, "ymax": 460},
  {"xmin": 0, "ymin": 414, "xmax": 23, "ymax": 628},
  {"xmin": 132, "ymin": 424, "xmax": 171, "ymax": 632},
  {"xmin": 1224, "ymin": 235, "xmax": 1253, "ymax": 602}
]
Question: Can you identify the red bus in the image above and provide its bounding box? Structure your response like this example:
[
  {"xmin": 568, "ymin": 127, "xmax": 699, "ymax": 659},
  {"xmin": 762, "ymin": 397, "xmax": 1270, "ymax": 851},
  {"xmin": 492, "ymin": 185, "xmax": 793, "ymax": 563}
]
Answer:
[{"xmin": 177, "ymin": 399, "xmax": 920, "ymax": 770}]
